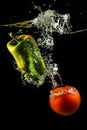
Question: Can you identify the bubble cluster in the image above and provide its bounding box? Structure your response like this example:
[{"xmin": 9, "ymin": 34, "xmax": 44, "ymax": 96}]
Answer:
[
  {"xmin": 31, "ymin": 9, "xmax": 72, "ymax": 86},
  {"xmin": 50, "ymin": 87, "xmax": 76, "ymax": 98},
  {"xmin": 32, "ymin": 9, "xmax": 72, "ymax": 34}
]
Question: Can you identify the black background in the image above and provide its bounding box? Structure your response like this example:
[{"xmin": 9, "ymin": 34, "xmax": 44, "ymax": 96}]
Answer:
[{"xmin": 0, "ymin": 0, "xmax": 87, "ymax": 129}]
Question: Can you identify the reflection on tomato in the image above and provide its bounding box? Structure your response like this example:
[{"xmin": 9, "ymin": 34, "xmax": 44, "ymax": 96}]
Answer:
[{"xmin": 49, "ymin": 86, "xmax": 81, "ymax": 116}]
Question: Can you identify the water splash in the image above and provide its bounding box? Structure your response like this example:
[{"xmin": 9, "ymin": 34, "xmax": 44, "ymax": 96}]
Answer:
[
  {"xmin": 32, "ymin": 9, "xmax": 72, "ymax": 35},
  {"xmin": 0, "ymin": 9, "xmax": 72, "ymax": 87},
  {"xmin": 31, "ymin": 9, "xmax": 72, "ymax": 87}
]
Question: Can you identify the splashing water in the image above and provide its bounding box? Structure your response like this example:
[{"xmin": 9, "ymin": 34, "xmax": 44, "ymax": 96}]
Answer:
[
  {"xmin": 31, "ymin": 9, "xmax": 72, "ymax": 87},
  {"xmin": 0, "ymin": 9, "xmax": 72, "ymax": 87},
  {"xmin": 32, "ymin": 9, "xmax": 72, "ymax": 34}
]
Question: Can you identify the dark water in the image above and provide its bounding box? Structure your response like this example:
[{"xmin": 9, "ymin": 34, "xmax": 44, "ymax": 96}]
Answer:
[{"xmin": 0, "ymin": 0, "xmax": 87, "ymax": 129}]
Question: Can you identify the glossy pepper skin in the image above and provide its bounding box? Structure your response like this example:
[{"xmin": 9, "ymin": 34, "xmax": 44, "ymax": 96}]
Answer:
[{"xmin": 7, "ymin": 34, "xmax": 47, "ymax": 86}]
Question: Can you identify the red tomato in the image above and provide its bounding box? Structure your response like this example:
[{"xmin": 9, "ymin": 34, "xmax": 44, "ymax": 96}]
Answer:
[{"xmin": 49, "ymin": 86, "xmax": 81, "ymax": 116}]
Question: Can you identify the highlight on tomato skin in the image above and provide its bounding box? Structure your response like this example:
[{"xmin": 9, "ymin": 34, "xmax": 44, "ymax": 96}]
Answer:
[{"xmin": 49, "ymin": 86, "xmax": 81, "ymax": 116}]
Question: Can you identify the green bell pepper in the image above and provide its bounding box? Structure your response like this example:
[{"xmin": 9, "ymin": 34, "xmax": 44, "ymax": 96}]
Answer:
[{"xmin": 7, "ymin": 34, "xmax": 47, "ymax": 86}]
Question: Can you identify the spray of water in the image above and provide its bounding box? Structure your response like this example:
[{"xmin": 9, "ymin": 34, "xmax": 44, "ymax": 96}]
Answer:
[
  {"xmin": 31, "ymin": 9, "xmax": 72, "ymax": 87},
  {"xmin": 0, "ymin": 9, "xmax": 72, "ymax": 87},
  {"xmin": 32, "ymin": 9, "xmax": 72, "ymax": 34}
]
